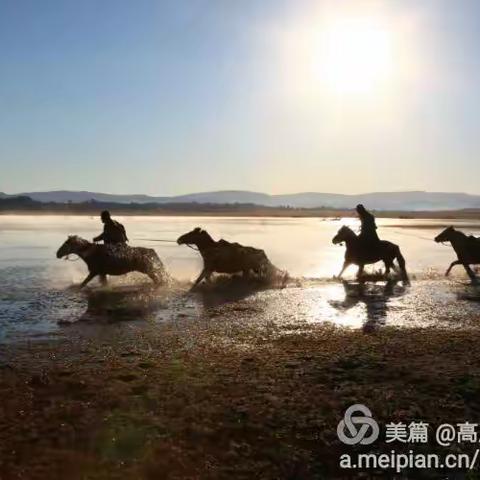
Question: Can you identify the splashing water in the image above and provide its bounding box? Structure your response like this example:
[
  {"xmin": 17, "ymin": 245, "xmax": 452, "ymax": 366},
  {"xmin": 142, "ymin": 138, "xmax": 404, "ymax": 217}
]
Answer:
[{"xmin": 1, "ymin": 215, "xmax": 480, "ymax": 342}]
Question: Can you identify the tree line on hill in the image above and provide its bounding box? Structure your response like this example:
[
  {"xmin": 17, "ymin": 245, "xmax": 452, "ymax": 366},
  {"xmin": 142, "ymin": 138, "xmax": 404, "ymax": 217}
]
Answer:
[
  {"xmin": 1, "ymin": 195, "xmax": 479, "ymax": 219},
  {"xmin": 0, "ymin": 195, "xmax": 308, "ymax": 214}
]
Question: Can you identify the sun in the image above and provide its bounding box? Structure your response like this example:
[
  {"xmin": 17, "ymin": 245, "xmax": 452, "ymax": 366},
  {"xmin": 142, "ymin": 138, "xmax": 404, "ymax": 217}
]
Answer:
[{"xmin": 314, "ymin": 17, "xmax": 394, "ymax": 94}]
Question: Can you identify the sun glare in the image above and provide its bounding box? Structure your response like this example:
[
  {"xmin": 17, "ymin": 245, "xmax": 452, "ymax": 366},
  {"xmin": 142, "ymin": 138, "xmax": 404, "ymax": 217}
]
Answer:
[{"xmin": 314, "ymin": 17, "xmax": 394, "ymax": 94}]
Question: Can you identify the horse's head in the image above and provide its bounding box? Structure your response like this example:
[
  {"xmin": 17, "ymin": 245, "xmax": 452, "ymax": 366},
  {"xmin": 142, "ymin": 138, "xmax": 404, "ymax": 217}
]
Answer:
[
  {"xmin": 177, "ymin": 227, "xmax": 213, "ymax": 248},
  {"xmin": 56, "ymin": 235, "xmax": 91, "ymax": 258},
  {"xmin": 434, "ymin": 226, "xmax": 455, "ymax": 244},
  {"xmin": 332, "ymin": 226, "xmax": 355, "ymax": 245}
]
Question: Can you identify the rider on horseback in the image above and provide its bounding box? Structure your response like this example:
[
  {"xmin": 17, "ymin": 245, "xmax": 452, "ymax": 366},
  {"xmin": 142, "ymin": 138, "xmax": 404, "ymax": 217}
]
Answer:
[
  {"xmin": 356, "ymin": 204, "xmax": 380, "ymax": 248},
  {"xmin": 93, "ymin": 210, "xmax": 128, "ymax": 246}
]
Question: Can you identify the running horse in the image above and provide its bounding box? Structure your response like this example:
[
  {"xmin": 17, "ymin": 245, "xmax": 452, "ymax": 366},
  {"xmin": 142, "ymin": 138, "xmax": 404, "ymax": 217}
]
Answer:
[
  {"xmin": 332, "ymin": 226, "xmax": 410, "ymax": 284},
  {"xmin": 56, "ymin": 236, "xmax": 168, "ymax": 288},
  {"xmin": 434, "ymin": 226, "xmax": 480, "ymax": 283},
  {"xmin": 177, "ymin": 227, "xmax": 287, "ymax": 289}
]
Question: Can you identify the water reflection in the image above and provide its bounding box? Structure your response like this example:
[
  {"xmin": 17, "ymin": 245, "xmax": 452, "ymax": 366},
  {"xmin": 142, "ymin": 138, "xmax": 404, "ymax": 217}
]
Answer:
[
  {"xmin": 195, "ymin": 277, "xmax": 269, "ymax": 308},
  {"xmin": 456, "ymin": 284, "xmax": 480, "ymax": 303},
  {"xmin": 329, "ymin": 280, "xmax": 407, "ymax": 332},
  {"xmin": 62, "ymin": 285, "xmax": 169, "ymax": 324}
]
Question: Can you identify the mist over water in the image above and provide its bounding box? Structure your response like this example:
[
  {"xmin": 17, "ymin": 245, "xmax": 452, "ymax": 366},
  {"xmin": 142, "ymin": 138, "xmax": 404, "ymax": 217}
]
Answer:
[{"xmin": 1, "ymin": 215, "xmax": 480, "ymax": 342}]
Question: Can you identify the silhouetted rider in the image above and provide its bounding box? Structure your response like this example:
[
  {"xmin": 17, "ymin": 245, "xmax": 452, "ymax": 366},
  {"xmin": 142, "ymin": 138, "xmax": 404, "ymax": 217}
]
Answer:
[
  {"xmin": 356, "ymin": 204, "xmax": 380, "ymax": 246},
  {"xmin": 93, "ymin": 210, "xmax": 128, "ymax": 245}
]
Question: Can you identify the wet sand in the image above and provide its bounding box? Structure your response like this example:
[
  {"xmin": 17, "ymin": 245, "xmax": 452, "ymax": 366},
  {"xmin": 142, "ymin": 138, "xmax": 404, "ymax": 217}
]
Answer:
[
  {"xmin": 2, "ymin": 216, "xmax": 480, "ymax": 478},
  {"xmin": 2, "ymin": 279, "xmax": 480, "ymax": 479}
]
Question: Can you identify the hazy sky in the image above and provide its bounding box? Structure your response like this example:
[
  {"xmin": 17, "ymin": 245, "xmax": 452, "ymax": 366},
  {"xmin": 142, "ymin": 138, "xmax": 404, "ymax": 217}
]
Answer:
[{"xmin": 1, "ymin": 0, "xmax": 480, "ymax": 195}]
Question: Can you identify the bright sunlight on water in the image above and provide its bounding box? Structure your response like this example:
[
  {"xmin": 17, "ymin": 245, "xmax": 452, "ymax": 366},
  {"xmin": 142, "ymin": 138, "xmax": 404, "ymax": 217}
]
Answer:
[{"xmin": 1, "ymin": 215, "xmax": 480, "ymax": 342}]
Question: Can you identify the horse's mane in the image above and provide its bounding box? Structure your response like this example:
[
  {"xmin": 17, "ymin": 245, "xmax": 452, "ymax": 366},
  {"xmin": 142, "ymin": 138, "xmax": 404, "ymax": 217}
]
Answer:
[
  {"xmin": 191, "ymin": 229, "xmax": 216, "ymax": 246},
  {"xmin": 340, "ymin": 225, "xmax": 357, "ymax": 236},
  {"xmin": 445, "ymin": 227, "xmax": 468, "ymax": 238},
  {"xmin": 200, "ymin": 229, "xmax": 215, "ymax": 242},
  {"xmin": 67, "ymin": 235, "xmax": 93, "ymax": 247}
]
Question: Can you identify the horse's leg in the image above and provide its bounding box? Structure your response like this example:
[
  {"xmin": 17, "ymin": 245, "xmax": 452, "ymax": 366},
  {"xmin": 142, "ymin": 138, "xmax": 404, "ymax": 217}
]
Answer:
[
  {"xmin": 147, "ymin": 272, "xmax": 161, "ymax": 285},
  {"xmin": 336, "ymin": 260, "xmax": 351, "ymax": 279},
  {"xmin": 384, "ymin": 260, "xmax": 392, "ymax": 276},
  {"xmin": 99, "ymin": 274, "xmax": 107, "ymax": 286},
  {"xmin": 80, "ymin": 272, "xmax": 97, "ymax": 289},
  {"xmin": 395, "ymin": 249, "xmax": 410, "ymax": 285},
  {"xmin": 356, "ymin": 264, "xmax": 364, "ymax": 280},
  {"xmin": 462, "ymin": 263, "xmax": 478, "ymax": 284},
  {"xmin": 384, "ymin": 256, "xmax": 397, "ymax": 277},
  {"xmin": 445, "ymin": 260, "xmax": 461, "ymax": 276},
  {"xmin": 191, "ymin": 269, "xmax": 208, "ymax": 291}
]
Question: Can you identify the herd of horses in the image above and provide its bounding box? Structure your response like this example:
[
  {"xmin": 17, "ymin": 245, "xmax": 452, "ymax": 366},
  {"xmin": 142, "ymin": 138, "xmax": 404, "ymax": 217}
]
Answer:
[{"xmin": 56, "ymin": 225, "xmax": 480, "ymax": 289}]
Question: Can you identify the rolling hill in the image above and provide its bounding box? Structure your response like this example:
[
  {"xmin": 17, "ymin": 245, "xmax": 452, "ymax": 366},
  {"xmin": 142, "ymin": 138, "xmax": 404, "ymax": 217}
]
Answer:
[{"xmin": 2, "ymin": 190, "xmax": 480, "ymax": 211}]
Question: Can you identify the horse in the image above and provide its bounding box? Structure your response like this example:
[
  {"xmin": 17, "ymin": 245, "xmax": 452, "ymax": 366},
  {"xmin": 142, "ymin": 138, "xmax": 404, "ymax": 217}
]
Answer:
[
  {"xmin": 332, "ymin": 226, "xmax": 409, "ymax": 284},
  {"xmin": 177, "ymin": 227, "xmax": 286, "ymax": 289},
  {"xmin": 434, "ymin": 226, "xmax": 480, "ymax": 283},
  {"xmin": 56, "ymin": 236, "xmax": 168, "ymax": 288}
]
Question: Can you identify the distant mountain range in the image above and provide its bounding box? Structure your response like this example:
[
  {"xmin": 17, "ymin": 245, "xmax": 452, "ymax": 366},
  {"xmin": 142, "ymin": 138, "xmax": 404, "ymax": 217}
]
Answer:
[{"xmin": 1, "ymin": 190, "xmax": 480, "ymax": 211}]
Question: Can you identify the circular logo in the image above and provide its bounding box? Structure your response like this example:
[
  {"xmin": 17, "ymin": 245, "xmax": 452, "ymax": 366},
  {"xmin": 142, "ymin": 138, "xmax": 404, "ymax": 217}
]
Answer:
[{"xmin": 337, "ymin": 404, "xmax": 379, "ymax": 445}]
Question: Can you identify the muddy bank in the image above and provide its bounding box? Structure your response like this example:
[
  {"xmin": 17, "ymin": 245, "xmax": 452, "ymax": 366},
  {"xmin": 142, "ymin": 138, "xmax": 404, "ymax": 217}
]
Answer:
[{"xmin": 1, "ymin": 306, "xmax": 480, "ymax": 479}]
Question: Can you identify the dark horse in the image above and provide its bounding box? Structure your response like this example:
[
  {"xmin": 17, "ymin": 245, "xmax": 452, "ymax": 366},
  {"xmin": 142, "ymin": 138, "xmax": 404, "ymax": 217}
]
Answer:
[
  {"xmin": 177, "ymin": 227, "xmax": 286, "ymax": 289},
  {"xmin": 57, "ymin": 236, "xmax": 168, "ymax": 288},
  {"xmin": 332, "ymin": 226, "xmax": 409, "ymax": 284},
  {"xmin": 434, "ymin": 227, "xmax": 480, "ymax": 283}
]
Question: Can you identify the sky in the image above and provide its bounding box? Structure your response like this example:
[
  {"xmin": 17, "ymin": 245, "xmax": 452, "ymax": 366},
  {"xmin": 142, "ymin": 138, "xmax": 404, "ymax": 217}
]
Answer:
[{"xmin": 1, "ymin": 0, "xmax": 480, "ymax": 196}]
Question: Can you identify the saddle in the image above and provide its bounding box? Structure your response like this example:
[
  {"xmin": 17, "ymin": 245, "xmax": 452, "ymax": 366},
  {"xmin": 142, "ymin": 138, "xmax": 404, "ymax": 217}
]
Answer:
[{"xmin": 95, "ymin": 243, "xmax": 130, "ymax": 259}]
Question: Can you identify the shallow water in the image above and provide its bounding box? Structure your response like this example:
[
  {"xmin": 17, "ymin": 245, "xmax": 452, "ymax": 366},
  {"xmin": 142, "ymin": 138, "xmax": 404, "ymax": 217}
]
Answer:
[{"xmin": 1, "ymin": 215, "xmax": 480, "ymax": 341}]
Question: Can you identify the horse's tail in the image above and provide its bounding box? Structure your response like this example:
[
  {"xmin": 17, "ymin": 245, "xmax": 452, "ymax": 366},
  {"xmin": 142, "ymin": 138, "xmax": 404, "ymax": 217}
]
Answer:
[
  {"xmin": 395, "ymin": 248, "xmax": 410, "ymax": 284},
  {"xmin": 148, "ymin": 248, "xmax": 172, "ymax": 284},
  {"xmin": 269, "ymin": 263, "xmax": 289, "ymax": 286},
  {"xmin": 260, "ymin": 256, "xmax": 289, "ymax": 286}
]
